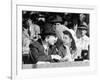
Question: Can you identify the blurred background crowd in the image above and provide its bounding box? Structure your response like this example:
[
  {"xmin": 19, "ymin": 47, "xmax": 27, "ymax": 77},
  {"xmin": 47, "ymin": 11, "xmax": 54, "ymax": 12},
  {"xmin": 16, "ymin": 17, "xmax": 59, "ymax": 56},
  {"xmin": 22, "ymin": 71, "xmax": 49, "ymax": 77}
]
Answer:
[{"xmin": 22, "ymin": 11, "xmax": 89, "ymax": 64}]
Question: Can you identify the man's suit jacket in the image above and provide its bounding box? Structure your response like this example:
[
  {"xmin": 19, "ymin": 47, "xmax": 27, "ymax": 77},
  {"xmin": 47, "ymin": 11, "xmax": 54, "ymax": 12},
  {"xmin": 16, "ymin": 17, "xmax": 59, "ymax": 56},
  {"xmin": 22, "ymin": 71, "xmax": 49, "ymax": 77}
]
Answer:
[{"xmin": 29, "ymin": 39, "xmax": 57, "ymax": 64}]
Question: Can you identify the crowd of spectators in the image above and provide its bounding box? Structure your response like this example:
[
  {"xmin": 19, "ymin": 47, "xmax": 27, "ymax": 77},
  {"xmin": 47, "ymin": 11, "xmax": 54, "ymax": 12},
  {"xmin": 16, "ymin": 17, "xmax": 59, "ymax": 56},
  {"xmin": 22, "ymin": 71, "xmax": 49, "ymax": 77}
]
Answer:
[{"xmin": 22, "ymin": 11, "xmax": 89, "ymax": 64}]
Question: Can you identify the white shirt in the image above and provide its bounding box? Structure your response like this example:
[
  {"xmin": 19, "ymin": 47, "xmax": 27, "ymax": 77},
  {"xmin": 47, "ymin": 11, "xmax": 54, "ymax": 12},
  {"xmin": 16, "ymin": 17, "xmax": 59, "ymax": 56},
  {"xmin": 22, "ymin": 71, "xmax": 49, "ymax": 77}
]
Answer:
[
  {"xmin": 76, "ymin": 35, "xmax": 89, "ymax": 57},
  {"xmin": 42, "ymin": 43, "xmax": 49, "ymax": 55}
]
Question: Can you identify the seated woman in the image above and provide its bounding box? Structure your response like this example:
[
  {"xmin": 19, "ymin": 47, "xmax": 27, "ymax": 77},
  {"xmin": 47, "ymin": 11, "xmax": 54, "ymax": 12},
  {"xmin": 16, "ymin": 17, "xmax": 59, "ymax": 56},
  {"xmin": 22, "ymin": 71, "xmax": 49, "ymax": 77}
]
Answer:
[
  {"xmin": 58, "ymin": 30, "xmax": 77, "ymax": 62},
  {"xmin": 29, "ymin": 29, "xmax": 59, "ymax": 64}
]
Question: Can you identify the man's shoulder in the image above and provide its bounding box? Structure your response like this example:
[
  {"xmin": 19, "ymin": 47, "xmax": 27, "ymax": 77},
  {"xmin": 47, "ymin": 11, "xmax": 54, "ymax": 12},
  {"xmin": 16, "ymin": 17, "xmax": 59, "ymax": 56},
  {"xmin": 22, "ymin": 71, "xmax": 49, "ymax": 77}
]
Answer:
[{"xmin": 30, "ymin": 40, "xmax": 43, "ymax": 48}]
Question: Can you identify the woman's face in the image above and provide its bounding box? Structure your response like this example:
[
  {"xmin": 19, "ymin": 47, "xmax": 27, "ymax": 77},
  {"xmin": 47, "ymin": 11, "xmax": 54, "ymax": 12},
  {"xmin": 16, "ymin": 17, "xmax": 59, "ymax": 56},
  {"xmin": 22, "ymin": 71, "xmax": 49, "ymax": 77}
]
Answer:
[
  {"xmin": 63, "ymin": 34, "xmax": 72, "ymax": 45},
  {"xmin": 47, "ymin": 36, "xmax": 58, "ymax": 45}
]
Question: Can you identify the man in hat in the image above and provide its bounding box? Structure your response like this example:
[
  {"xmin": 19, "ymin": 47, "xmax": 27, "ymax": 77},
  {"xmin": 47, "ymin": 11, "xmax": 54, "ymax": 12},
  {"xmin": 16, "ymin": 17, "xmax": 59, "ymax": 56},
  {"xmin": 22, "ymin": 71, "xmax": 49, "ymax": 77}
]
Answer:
[
  {"xmin": 75, "ymin": 25, "xmax": 89, "ymax": 60},
  {"xmin": 29, "ymin": 29, "xmax": 61, "ymax": 64},
  {"xmin": 50, "ymin": 15, "xmax": 69, "ymax": 40}
]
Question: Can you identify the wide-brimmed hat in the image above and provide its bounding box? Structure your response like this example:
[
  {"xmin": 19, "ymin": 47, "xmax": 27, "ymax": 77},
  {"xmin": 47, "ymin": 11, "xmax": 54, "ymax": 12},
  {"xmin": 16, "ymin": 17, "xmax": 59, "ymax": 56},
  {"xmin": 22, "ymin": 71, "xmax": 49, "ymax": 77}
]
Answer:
[{"xmin": 50, "ymin": 15, "xmax": 63, "ymax": 23}]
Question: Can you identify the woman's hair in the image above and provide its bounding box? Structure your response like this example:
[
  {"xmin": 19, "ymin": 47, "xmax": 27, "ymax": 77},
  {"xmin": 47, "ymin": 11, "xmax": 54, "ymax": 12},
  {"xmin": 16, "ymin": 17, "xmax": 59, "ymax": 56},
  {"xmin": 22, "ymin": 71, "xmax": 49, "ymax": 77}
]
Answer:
[{"xmin": 63, "ymin": 30, "xmax": 76, "ymax": 51}]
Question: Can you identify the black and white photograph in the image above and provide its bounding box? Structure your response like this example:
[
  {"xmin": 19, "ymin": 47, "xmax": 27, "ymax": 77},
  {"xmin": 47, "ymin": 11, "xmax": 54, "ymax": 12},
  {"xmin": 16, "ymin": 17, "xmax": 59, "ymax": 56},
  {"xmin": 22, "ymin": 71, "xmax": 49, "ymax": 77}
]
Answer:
[
  {"xmin": 11, "ymin": 1, "xmax": 97, "ymax": 79},
  {"xmin": 22, "ymin": 10, "xmax": 90, "ymax": 68},
  {"xmin": 1, "ymin": 0, "xmax": 99, "ymax": 80}
]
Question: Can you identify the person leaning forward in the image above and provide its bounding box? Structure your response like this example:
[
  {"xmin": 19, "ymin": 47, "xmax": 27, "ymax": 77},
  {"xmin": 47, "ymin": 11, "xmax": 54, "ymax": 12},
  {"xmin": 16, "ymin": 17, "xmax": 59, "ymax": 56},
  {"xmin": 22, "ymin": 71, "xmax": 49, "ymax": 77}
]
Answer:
[{"xmin": 29, "ymin": 29, "xmax": 58, "ymax": 64}]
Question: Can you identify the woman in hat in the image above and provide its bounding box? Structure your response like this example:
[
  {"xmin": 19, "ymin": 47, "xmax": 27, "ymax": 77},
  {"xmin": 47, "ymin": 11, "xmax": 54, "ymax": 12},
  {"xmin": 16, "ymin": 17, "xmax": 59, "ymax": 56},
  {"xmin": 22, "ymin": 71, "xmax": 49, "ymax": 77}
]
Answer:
[{"xmin": 57, "ymin": 30, "xmax": 77, "ymax": 62}]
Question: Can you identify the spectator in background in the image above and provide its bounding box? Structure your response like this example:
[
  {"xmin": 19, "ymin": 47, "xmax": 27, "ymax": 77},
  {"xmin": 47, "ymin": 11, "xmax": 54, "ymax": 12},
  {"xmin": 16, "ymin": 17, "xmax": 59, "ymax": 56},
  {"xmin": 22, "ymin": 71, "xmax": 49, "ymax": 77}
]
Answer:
[
  {"xmin": 22, "ymin": 19, "xmax": 30, "ymax": 55},
  {"xmin": 27, "ymin": 18, "xmax": 40, "ymax": 41},
  {"xmin": 64, "ymin": 20, "xmax": 68, "ymax": 27},
  {"xmin": 36, "ymin": 13, "xmax": 46, "ymax": 34},
  {"xmin": 22, "ymin": 24, "xmax": 31, "ymax": 64},
  {"xmin": 79, "ymin": 14, "xmax": 89, "ymax": 29},
  {"xmin": 75, "ymin": 25, "xmax": 89, "ymax": 60},
  {"xmin": 50, "ymin": 15, "xmax": 69, "ymax": 40}
]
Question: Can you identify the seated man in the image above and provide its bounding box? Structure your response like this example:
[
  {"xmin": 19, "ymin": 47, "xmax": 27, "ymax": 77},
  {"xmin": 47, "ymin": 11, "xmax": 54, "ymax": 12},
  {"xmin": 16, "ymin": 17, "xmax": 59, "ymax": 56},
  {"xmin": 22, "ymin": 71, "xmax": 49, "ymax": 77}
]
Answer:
[{"xmin": 29, "ymin": 29, "xmax": 60, "ymax": 64}]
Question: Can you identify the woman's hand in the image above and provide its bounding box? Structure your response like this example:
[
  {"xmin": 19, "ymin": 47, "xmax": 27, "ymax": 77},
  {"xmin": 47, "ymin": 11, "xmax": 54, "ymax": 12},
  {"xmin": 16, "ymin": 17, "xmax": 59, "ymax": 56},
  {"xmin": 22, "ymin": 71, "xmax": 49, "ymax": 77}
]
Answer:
[{"xmin": 60, "ymin": 45, "xmax": 73, "ymax": 62}]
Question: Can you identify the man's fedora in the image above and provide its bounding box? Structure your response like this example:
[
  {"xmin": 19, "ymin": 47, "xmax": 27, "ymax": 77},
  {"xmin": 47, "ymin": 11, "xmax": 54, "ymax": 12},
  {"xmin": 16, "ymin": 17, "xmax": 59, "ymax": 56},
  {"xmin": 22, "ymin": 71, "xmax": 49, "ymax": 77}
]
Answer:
[
  {"xmin": 78, "ymin": 25, "xmax": 88, "ymax": 30},
  {"xmin": 50, "ymin": 15, "xmax": 63, "ymax": 23}
]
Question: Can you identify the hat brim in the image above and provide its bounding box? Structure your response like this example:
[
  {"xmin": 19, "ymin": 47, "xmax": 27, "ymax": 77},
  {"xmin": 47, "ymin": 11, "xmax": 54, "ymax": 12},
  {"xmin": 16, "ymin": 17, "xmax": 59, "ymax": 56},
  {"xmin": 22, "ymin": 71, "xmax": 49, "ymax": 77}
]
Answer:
[
  {"xmin": 78, "ymin": 27, "xmax": 88, "ymax": 30},
  {"xmin": 39, "ymin": 32, "xmax": 56, "ymax": 36},
  {"xmin": 50, "ymin": 21, "xmax": 62, "ymax": 23}
]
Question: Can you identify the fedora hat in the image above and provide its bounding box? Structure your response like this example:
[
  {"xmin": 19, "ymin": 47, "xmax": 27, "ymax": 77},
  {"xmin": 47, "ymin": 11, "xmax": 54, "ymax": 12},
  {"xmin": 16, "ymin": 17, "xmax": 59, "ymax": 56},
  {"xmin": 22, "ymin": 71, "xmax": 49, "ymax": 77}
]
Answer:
[
  {"xmin": 50, "ymin": 15, "xmax": 63, "ymax": 23},
  {"xmin": 78, "ymin": 25, "xmax": 88, "ymax": 30},
  {"xmin": 40, "ymin": 23, "xmax": 56, "ymax": 36}
]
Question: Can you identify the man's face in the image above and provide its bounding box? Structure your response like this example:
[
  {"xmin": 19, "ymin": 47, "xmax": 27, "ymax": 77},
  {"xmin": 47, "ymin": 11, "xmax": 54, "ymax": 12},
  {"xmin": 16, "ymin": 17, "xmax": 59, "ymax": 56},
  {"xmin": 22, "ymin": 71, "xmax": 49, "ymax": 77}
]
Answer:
[
  {"xmin": 80, "ymin": 14, "xmax": 85, "ymax": 21},
  {"xmin": 63, "ymin": 34, "xmax": 72, "ymax": 45},
  {"xmin": 64, "ymin": 21, "xmax": 68, "ymax": 26},
  {"xmin": 53, "ymin": 23, "xmax": 61, "ymax": 31},
  {"xmin": 81, "ymin": 30, "xmax": 87, "ymax": 36},
  {"xmin": 47, "ymin": 36, "xmax": 58, "ymax": 45},
  {"xmin": 55, "ymin": 23, "xmax": 61, "ymax": 26},
  {"xmin": 27, "ymin": 19, "xmax": 32, "ymax": 25}
]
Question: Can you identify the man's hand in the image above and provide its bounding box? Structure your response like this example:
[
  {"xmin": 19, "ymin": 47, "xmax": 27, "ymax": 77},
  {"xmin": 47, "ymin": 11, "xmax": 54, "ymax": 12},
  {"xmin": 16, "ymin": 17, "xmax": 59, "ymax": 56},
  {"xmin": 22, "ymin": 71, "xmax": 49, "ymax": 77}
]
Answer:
[{"xmin": 51, "ymin": 55, "xmax": 62, "ymax": 60}]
